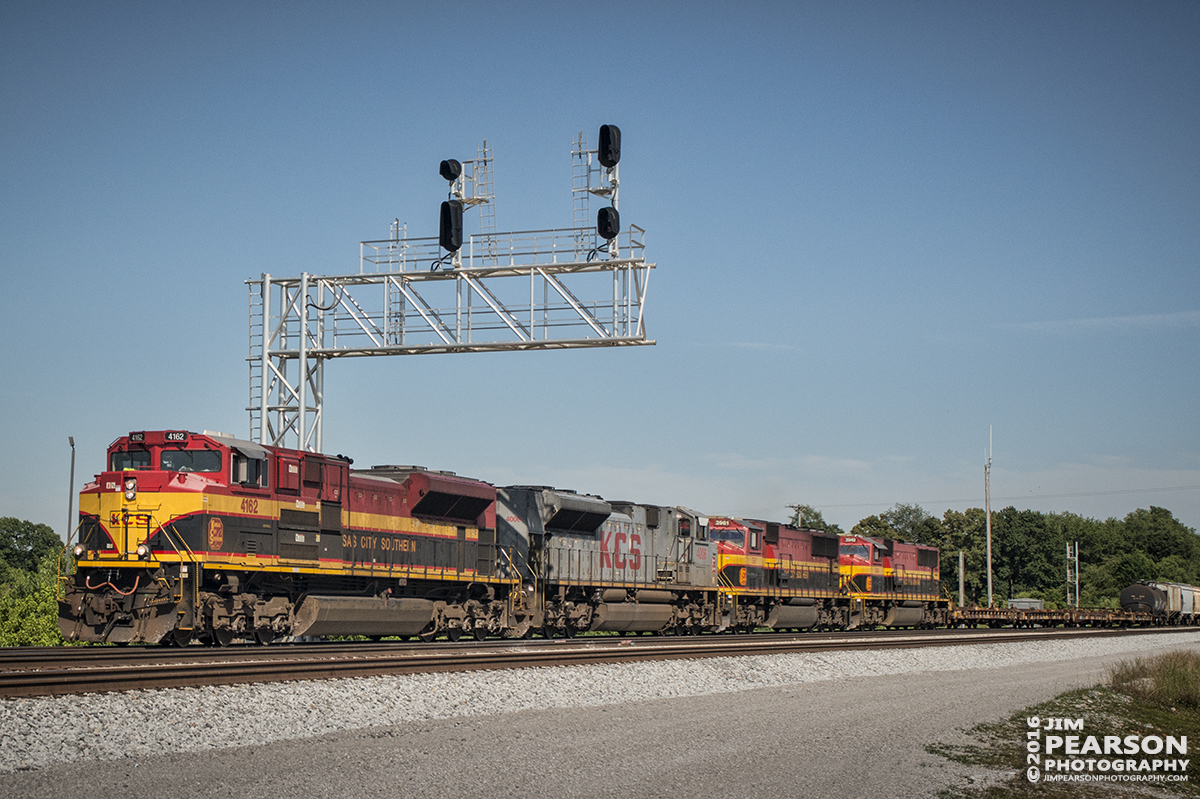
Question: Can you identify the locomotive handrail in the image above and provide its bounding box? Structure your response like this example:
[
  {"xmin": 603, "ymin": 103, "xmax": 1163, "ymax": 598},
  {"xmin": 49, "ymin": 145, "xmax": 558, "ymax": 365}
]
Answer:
[
  {"xmin": 156, "ymin": 520, "xmax": 201, "ymax": 632},
  {"xmin": 499, "ymin": 546, "xmax": 536, "ymax": 615}
]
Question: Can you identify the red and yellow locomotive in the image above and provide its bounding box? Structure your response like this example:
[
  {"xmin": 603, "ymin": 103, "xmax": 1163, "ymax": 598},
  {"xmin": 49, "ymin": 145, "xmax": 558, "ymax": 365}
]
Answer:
[
  {"xmin": 838, "ymin": 534, "xmax": 945, "ymax": 628},
  {"xmin": 709, "ymin": 518, "xmax": 949, "ymax": 630},
  {"xmin": 60, "ymin": 430, "xmax": 526, "ymax": 645}
]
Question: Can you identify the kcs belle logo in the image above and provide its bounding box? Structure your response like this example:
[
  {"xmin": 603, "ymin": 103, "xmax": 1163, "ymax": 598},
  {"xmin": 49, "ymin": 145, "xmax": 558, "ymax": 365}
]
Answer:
[{"xmin": 208, "ymin": 517, "xmax": 224, "ymax": 551}]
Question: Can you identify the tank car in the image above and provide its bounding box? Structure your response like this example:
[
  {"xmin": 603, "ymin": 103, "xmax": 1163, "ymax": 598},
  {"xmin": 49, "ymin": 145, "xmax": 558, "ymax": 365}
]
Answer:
[
  {"xmin": 1120, "ymin": 583, "xmax": 1167, "ymax": 619},
  {"xmin": 1121, "ymin": 581, "xmax": 1199, "ymax": 624}
]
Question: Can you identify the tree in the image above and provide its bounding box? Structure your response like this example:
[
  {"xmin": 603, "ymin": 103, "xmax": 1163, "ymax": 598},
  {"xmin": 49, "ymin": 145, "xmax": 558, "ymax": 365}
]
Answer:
[
  {"xmin": 880, "ymin": 503, "xmax": 931, "ymax": 541},
  {"xmin": 993, "ymin": 507, "xmax": 1060, "ymax": 600},
  {"xmin": 0, "ymin": 550, "xmax": 66, "ymax": 646},
  {"xmin": 850, "ymin": 515, "xmax": 897, "ymax": 539},
  {"xmin": 0, "ymin": 517, "xmax": 62, "ymax": 577},
  {"xmin": 1122, "ymin": 507, "xmax": 1199, "ymax": 564},
  {"xmin": 787, "ymin": 504, "xmax": 844, "ymax": 535},
  {"xmin": 940, "ymin": 508, "xmax": 989, "ymax": 604}
]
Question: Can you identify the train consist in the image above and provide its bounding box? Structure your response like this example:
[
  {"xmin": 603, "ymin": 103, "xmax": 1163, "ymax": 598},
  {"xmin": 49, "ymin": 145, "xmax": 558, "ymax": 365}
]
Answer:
[
  {"xmin": 1120, "ymin": 582, "xmax": 1199, "ymax": 624},
  {"xmin": 58, "ymin": 430, "xmax": 1192, "ymax": 645}
]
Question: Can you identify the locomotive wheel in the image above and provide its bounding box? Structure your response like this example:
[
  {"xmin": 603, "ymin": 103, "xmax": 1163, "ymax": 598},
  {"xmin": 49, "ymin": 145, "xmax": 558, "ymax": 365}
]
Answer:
[
  {"xmin": 419, "ymin": 628, "xmax": 438, "ymax": 642},
  {"xmin": 540, "ymin": 626, "xmax": 557, "ymax": 639},
  {"xmin": 213, "ymin": 628, "xmax": 236, "ymax": 647},
  {"xmin": 170, "ymin": 630, "xmax": 193, "ymax": 647},
  {"xmin": 255, "ymin": 629, "xmax": 276, "ymax": 646},
  {"xmin": 472, "ymin": 626, "xmax": 488, "ymax": 641},
  {"xmin": 446, "ymin": 627, "xmax": 462, "ymax": 642}
]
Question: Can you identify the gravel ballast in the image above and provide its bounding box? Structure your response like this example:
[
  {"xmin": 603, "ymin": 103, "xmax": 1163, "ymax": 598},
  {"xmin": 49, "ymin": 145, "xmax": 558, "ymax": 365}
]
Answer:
[{"xmin": 2, "ymin": 631, "xmax": 1199, "ymax": 775}]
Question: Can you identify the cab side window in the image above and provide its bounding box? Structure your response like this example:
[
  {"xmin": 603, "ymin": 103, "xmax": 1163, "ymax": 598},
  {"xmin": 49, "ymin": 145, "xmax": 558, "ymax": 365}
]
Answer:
[{"xmin": 233, "ymin": 454, "xmax": 269, "ymax": 488}]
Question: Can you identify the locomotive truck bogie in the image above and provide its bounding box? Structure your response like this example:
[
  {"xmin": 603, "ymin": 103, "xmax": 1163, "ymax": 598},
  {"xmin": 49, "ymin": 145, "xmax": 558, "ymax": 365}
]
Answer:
[
  {"xmin": 61, "ymin": 430, "xmax": 1180, "ymax": 644},
  {"xmin": 61, "ymin": 431, "xmax": 512, "ymax": 645}
]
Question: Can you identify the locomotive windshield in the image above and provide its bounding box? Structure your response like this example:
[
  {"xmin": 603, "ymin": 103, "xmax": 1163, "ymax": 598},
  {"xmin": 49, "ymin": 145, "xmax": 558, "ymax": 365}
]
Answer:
[
  {"xmin": 160, "ymin": 449, "xmax": 222, "ymax": 473},
  {"xmin": 110, "ymin": 449, "xmax": 151, "ymax": 471},
  {"xmin": 709, "ymin": 526, "xmax": 746, "ymax": 548},
  {"xmin": 841, "ymin": 543, "xmax": 871, "ymax": 561}
]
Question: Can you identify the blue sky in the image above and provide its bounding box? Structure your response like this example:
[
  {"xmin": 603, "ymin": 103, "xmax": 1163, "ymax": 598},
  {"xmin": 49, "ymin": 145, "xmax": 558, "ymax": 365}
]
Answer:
[{"xmin": 2, "ymin": 1, "xmax": 1198, "ymax": 540}]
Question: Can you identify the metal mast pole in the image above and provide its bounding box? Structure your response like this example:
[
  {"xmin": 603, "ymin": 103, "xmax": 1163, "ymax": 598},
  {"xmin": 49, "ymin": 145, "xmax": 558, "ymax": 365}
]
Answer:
[
  {"xmin": 66, "ymin": 436, "xmax": 76, "ymax": 543},
  {"xmin": 1066, "ymin": 542, "xmax": 1071, "ymax": 606},
  {"xmin": 958, "ymin": 550, "xmax": 965, "ymax": 607},
  {"xmin": 1074, "ymin": 540, "xmax": 1080, "ymax": 607},
  {"xmin": 985, "ymin": 427, "xmax": 993, "ymax": 607}
]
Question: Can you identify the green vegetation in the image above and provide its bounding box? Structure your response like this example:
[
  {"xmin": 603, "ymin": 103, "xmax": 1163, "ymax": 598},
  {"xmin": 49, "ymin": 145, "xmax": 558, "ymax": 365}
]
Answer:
[
  {"xmin": 849, "ymin": 504, "xmax": 1199, "ymax": 608},
  {"xmin": 0, "ymin": 517, "xmax": 69, "ymax": 646},
  {"xmin": 789, "ymin": 503, "xmax": 845, "ymax": 535},
  {"xmin": 928, "ymin": 651, "xmax": 1200, "ymax": 798},
  {"xmin": 1111, "ymin": 651, "xmax": 1200, "ymax": 711}
]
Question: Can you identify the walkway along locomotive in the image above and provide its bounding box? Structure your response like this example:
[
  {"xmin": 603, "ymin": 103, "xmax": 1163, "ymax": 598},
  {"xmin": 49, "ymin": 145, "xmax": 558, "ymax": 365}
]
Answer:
[{"xmin": 60, "ymin": 430, "xmax": 1184, "ymax": 645}]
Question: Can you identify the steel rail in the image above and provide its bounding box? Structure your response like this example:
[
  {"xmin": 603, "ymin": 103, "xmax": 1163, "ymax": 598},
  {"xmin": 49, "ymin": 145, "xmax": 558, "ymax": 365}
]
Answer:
[
  {"xmin": 2, "ymin": 627, "xmax": 1194, "ymax": 699},
  {"xmin": 0, "ymin": 625, "xmax": 1147, "ymax": 670}
]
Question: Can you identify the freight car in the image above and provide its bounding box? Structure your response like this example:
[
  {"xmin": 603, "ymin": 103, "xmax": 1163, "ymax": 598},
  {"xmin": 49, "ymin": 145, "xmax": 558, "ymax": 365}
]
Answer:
[{"xmin": 1120, "ymin": 581, "xmax": 1200, "ymax": 624}]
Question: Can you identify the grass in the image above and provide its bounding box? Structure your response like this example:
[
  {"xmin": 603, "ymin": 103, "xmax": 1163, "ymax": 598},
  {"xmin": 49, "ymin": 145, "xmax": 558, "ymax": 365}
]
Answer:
[
  {"xmin": 927, "ymin": 650, "xmax": 1200, "ymax": 798},
  {"xmin": 1111, "ymin": 651, "xmax": 1200, "ymax": 710}
]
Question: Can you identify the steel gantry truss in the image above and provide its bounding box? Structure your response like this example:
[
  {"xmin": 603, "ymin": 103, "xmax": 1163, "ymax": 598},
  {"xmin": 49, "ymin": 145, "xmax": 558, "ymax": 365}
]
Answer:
[{"xmin": 247, "ymin": 132, "xmax": 653, "ymax": 451}]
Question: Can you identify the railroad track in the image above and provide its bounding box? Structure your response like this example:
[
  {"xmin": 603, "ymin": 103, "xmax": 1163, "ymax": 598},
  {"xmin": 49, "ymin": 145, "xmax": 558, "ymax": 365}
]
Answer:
[{"xmin": 2, "ymin": 626, "xmax": 1194, "ymax": 699}]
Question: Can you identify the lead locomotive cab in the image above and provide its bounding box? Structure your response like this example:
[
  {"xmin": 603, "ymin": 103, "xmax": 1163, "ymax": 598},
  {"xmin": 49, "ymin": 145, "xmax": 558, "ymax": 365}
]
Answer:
[{"xmin": 63, "ymin": 430, "xmax": 261, "ymax": 644}]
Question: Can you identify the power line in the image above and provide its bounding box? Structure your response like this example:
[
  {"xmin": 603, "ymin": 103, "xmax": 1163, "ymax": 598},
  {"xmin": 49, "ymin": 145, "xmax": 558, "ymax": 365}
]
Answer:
[{"xmin": 814, "ymin": 484, "xmax": 1200, "ymax": 511}]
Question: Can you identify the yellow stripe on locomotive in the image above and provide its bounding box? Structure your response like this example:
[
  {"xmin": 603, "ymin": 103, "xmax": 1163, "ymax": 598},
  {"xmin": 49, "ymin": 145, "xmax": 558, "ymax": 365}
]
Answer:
[{"xmin": 62, "ymin": 430, "xmax": 510, "ymax": 645}]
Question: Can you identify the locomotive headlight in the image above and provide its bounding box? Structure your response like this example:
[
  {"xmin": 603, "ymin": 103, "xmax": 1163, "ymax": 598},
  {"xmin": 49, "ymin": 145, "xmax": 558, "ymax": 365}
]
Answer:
[
  {"xmin": 123, "ymin": 476, "xmax": 137, "ymax": 501},
  {"xmin": 73, "ymin": 543, "xmax": 86, "ymax": 558},
  {"xmin": 136, "ymin": 544, "xmax": 149, "ymax": 559}
]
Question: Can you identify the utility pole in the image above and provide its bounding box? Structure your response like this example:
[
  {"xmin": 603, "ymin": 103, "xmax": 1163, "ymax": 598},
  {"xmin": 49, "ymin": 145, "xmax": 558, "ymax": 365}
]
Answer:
[
  {"xmin": 1066, "ymin": 540, "xmax": 1080, "ymax": 607},
  {"xmin": 958, "ymin": 550, "xmax": 965, "ymax": 607},
  {"xmin": 66, "ymin": 436, "xmax": 76, "ymax": 543},
  {"xmin": 985, "ymin": 427, "xmax": 993, "ymax": 607}
]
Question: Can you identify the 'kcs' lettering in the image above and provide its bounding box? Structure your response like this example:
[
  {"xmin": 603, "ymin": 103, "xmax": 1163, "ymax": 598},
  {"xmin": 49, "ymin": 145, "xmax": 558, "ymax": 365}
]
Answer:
[{"xmin": 600, "ymin": 530, "xmax": 642, "ymax": 571}]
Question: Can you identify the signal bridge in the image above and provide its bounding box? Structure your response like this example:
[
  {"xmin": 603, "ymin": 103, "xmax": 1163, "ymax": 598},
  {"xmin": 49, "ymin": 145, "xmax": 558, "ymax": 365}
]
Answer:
[{"xmin": 247, "ymin": 127, "xmax": 654, "ymax": 452}]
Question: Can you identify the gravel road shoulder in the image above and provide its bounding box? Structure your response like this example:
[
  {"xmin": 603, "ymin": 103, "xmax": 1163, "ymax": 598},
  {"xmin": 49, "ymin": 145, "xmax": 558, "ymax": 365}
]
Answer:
[{"xmin": 2, "ymin": 631, "xmax": 1198, "ymax": 798}]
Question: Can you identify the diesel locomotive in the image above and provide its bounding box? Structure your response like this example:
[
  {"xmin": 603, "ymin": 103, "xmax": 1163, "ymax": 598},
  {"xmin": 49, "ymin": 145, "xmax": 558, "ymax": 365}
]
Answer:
[{"xmin": 59, "ymin": 429, "xmax": 951, "ymax": 645}]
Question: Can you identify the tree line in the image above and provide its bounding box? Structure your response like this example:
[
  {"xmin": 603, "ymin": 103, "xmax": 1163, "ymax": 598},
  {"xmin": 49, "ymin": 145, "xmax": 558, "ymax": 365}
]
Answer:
[
  {"xmin": 0, "ymin": 517, "xmax": 69, "ymax": 646},
  {"xmin": 794, "ymin": 502, "xmax": 1200, "ymax": 608}
]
